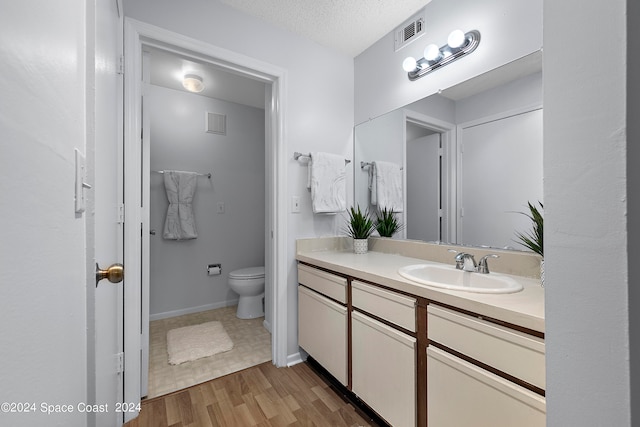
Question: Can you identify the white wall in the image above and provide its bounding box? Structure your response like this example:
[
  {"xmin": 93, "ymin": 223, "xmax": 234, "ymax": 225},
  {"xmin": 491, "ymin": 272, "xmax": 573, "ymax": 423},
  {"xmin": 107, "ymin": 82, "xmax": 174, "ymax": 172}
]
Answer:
[
  {"xmin": 148, "ymin": 85, "xmax": 265, "ymax": 318},
  {"xmin": 544, "ymin": 0, "xmax": 632, "ymax": 425},
  {"xmin": 124, "ymin": 0, "xmax": 354, "ymax": 357},
  {"xmin": 0, "ymin": 2, "xmax": 90, "ymax": 426},
  {"xmin": 355, "ymin": 0, "xmax": 542, "ymax": 124}
]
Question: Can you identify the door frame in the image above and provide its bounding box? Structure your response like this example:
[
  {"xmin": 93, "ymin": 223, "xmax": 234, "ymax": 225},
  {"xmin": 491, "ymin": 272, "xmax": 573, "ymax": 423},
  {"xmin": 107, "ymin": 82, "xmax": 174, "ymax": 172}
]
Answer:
[
  {"xmin": 123, "ymin": 18, "xmax": 288, "ymax": 418},
  {"xmin": 402, "ymin": 109, "xmax": 456, "ymax": 243}
]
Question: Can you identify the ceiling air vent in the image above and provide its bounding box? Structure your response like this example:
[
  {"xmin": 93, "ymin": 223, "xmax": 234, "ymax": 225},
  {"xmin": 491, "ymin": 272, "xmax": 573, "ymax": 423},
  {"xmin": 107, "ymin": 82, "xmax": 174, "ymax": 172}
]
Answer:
[
  {"xmin": 394, "ymin": 13, "xmax": 425, "ymax": 51},
  {"xmin": 205, "ymin": 112, "xmax": 226, "ymax": 135}
]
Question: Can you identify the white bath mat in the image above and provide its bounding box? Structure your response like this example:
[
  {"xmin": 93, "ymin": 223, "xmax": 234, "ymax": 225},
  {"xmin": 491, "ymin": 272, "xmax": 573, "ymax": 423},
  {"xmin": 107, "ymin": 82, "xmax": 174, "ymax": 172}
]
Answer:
[{"xmin": 166, "ymin": 321, "xmax": 234, "ymax": 365}]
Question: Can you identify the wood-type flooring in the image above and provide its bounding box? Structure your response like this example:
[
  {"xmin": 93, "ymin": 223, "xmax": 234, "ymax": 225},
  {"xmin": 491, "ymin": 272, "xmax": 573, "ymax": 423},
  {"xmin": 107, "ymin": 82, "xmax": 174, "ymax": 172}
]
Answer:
[{"xmin": 125, "ymin": 361, "xmax": 377, "ymax": 427}]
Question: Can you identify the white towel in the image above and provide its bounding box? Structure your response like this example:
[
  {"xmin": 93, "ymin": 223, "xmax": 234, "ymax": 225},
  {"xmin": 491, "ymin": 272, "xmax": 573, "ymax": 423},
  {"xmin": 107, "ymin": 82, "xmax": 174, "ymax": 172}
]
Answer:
[
  {"xmin": 309, "ymin": 152, "xmax": 346, "ymax": 214},
  {"xmin": 371, "ymin": 161, "xmax": 403, "ymax": 212},
  {"xmin": 163, "ymin": 170, "xmax": 198, "ymax": 240}
]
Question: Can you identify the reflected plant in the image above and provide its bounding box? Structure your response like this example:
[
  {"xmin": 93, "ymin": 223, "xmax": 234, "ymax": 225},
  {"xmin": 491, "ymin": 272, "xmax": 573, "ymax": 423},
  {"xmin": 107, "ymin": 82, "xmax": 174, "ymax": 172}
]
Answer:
[{"xmin": 375, "ymin": 207, "xmax": 405, "ymax": 238}]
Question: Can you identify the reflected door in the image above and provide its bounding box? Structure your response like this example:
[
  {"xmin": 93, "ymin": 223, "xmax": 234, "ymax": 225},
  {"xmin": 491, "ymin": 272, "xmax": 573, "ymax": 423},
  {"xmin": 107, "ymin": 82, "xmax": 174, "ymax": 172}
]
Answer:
[{"xmin": 406, "ymin": 132, "xmax": 441, "ymax": 241}]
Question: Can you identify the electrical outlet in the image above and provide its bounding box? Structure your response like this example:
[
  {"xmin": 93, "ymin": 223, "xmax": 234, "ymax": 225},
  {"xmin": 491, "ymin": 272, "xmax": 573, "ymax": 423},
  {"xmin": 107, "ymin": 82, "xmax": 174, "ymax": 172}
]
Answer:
[{"xmin": 291, "ymin": 196, "xmax": 300, "ymax": 213}]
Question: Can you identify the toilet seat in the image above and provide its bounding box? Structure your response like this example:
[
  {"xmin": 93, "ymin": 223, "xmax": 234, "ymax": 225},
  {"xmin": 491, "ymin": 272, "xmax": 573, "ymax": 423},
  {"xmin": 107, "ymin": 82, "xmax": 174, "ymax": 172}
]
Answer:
[{"xmin": 229, "ymin": 266, "xmax": 265, "ymax": 280}]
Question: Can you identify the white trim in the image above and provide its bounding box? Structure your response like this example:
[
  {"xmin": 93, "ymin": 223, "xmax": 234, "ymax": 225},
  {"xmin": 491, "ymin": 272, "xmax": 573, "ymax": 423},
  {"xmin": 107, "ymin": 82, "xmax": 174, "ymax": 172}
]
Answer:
[
  {"xmin": 456, "ymin": 103, "xmax": 543, "ymax": 130},
  {"xmin": 402, "ymin": 109, "xmax": 457, "ymax": 243},
  {"xmin": 287, "ymin": 352, "xmax": 305, "ymax": 367},
  {"xmin": 123, "ymin": 18, "xmax": 288, "ymax": 418},
  {"xmin": 149, "ymin": 299, "xmax": 240, "ymax": 322}
]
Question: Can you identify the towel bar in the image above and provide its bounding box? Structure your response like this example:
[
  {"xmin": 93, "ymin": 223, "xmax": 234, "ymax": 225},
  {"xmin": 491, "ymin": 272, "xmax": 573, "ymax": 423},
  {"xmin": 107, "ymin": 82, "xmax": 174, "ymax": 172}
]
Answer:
[{"xmin": 293, "ymin": 151, "xmax": 351, "ymax": 165}]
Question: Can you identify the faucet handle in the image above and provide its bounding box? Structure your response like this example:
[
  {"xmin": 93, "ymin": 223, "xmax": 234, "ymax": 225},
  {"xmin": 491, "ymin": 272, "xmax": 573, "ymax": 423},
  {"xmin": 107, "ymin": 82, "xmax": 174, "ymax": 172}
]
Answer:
[
  {"xmin": 477, "ymin": 254, "xmax": 499, "ymax": 274},
  {"xmin": 448, "ymin": 249, "xmax": 464, "ymax": 269}
]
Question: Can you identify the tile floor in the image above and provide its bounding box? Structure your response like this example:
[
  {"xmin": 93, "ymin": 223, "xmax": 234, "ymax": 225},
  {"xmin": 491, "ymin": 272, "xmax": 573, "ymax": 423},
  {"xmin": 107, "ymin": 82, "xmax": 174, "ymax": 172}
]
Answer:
[{"xmin": 147, "ymin": 305, "xmax": 272, "ymax": 399}]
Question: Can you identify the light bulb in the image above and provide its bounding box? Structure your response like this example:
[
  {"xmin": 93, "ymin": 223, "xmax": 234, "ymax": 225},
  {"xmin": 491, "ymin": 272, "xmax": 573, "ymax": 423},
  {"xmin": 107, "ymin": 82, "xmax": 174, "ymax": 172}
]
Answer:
[
  {"xmin": 424, "ymin": 44, "xmax": 441, "ymax": 61},
  {"xmin": 402, "ymin": 57, "xmax": 417, "ymax": 72},
  {"xmin": 447, "ymin": 29, "xmax": 466, "ymax": 48}
]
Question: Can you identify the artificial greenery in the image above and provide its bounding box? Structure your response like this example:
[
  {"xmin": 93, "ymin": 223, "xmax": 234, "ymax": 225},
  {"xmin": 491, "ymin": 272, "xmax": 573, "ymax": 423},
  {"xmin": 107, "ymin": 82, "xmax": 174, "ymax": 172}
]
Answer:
[
  {"xmin": 375, "ymin": 207, "xmax": 405, "ymax": 238},
  {"xmin": 514, "ymin": 201, "xmax": 543, "ymax": 257},
  {"xmin": 344, "ymin": 205, "xmax": 376, "ymax": 239}
]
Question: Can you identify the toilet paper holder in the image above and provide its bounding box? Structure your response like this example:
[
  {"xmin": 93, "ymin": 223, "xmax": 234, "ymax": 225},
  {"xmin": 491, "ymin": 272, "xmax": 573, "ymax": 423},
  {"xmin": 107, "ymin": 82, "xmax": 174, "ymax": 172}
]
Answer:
[{"xmin": 207, "ymin": 264, "xmax": 222, "ymax": 276}]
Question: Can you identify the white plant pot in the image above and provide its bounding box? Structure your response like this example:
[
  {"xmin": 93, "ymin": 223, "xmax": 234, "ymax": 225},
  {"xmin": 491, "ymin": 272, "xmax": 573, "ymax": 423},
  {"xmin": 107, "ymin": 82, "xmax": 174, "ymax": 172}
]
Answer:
[{"xmin": 353, "ymin": 238, "xmax": 368, "ymax": 254}]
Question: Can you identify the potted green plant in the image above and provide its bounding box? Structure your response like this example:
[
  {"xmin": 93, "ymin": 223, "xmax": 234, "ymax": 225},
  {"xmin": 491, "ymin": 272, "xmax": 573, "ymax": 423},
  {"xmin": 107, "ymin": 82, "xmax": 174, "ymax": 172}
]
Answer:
[
  {"xmin": 514, "ymin": 201, "xmax": 544, "ymax": 285},
  {"xmin": 345, "ymin": 205, "xmax": 375, "ymax": 254},
  {"xmin": 375, "ymin": 207, "xmax": 405, "ymax": 238}
]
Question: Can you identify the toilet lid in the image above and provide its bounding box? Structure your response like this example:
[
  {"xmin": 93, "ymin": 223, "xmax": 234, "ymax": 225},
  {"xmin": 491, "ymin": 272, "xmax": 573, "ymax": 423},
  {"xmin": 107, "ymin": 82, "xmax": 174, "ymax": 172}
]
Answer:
[{"xmin": 229, "ymin": 266, "xmax": 265, "ymax": 279}]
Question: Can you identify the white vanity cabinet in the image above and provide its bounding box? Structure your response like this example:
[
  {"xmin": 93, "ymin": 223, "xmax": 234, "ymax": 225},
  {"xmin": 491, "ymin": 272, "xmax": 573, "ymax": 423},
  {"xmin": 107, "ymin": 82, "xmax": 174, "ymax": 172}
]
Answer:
[
  {"xmin": 297, "ymin": 264, "xmax": 348, "ymax": 385},
  {"xmin": 427, "ymin": 304, "xmax": 546, "ymax": 427},
  {"xmin": 351, "ymin": 281, "xmax": 417, "ymax": 427}
]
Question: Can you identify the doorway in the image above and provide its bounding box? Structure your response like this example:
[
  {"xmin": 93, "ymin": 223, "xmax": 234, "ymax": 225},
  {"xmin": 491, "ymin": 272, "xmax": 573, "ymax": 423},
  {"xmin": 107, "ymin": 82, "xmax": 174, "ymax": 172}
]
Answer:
[
  {"xmin": 402, "ymin": 110, "xmax": 456, "ymax": 243},
  {"xmin": 123, "ymin": 18, "xmax": 287, "ymax": 417},
  {"xmin": 141, "ymin": 45, "xmax": 272, "ymax": 398}
]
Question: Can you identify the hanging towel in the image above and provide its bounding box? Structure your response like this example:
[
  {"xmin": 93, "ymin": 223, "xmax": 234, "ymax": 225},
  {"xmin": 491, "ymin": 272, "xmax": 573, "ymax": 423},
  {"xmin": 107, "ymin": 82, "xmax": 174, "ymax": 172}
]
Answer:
[
  {"xmin": 163, "ymin": 170, "xmax": 198, "ymax": 240},
  {"xmin": 372, "ymin": 161, "xmax": 403, "ymax": 212},
  {"xmin": 309, "ymin": 152, "xmax": 346, "ymax": 214}
]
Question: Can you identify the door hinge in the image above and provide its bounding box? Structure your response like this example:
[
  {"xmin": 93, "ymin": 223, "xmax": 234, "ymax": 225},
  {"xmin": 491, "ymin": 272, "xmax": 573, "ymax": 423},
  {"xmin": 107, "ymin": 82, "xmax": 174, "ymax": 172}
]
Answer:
[
  {"xmin": 117, "ymin": 203, "xmax": 125, "ymax": 224},
  {"xmin": 116, "ymin": 352, "xmax": 124, "ymax": 374},
  {"xmin": 438, "ymin": 147, "xmax": 444, "ymax": 157},
  {"xmin": 117, "ymin": 55, "xmax": 124, "ymax": 75}
]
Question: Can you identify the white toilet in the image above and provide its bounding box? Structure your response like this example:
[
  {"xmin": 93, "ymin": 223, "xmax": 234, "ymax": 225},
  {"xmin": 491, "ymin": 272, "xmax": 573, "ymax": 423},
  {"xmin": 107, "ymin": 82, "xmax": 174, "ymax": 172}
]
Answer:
[{"xmin": 228, "ymin": 266, "xmax": 265, "ymax": 319}]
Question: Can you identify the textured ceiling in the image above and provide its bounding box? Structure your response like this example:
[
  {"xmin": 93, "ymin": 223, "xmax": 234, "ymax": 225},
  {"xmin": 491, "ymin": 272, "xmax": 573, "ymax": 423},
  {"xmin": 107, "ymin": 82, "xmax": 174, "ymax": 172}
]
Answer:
[{"xmin": 219, "ymin": 0, "xmax": 432, "ymax": 57}]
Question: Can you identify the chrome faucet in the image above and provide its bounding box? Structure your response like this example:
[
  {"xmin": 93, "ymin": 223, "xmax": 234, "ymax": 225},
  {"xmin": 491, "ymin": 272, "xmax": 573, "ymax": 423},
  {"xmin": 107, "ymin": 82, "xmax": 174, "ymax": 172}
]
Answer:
[
  {"xmin": 456, "ymin": 253, "xmax": 477, "ymax": 272},
  {"xmin": 477, "ymin": 254, "xmax": 499, "ymax": 274},
  {"xmin": 448, "ymin": 249, "xmax": 499, "ymax": 274}
]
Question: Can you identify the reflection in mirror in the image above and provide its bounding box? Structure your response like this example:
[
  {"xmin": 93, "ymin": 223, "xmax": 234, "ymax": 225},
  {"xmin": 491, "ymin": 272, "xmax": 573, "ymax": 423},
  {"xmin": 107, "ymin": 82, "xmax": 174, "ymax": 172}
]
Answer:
[{"xmin": 354, "ymin": 51, "xmax": 543, "ymax": 251}]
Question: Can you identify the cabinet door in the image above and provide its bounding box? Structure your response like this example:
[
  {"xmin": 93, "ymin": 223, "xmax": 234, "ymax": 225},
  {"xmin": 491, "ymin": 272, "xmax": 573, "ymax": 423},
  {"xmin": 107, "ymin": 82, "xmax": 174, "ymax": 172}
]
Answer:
[
  {"xmin": 298, "ymin": 285, "xmax": 347, "ymax": 385},
  {"xmin": 427, "ymin": 346, "xmax": 546, "ymax": 427},
  {"xmin": 352, "ymin": 311, "xmax": 416, "ymax": 427}
]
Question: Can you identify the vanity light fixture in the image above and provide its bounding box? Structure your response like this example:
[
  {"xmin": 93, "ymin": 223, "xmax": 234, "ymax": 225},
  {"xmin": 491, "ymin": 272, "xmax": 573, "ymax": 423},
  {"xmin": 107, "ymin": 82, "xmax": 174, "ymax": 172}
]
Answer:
[
  {"xmin": 403, "ymin": 29, "xmax": 481, "ymax": 81},
  {"xmin": 182, "ymin": 73, "xmax": 205, "ymax": 93}
]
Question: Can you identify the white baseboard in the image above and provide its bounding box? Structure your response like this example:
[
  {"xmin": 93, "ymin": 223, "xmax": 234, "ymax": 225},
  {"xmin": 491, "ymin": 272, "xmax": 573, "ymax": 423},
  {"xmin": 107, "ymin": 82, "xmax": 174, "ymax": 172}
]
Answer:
[
  {"xmin": 286, "ymin": 352, "xmax": 305, "ymax": 367},
  {"xmin": 149, "ymin": 299, "xmax": 239, "ymax": 321},
  {"xmin": 262, "ymin": 319, "xmax": 272, "ymax": 333}
]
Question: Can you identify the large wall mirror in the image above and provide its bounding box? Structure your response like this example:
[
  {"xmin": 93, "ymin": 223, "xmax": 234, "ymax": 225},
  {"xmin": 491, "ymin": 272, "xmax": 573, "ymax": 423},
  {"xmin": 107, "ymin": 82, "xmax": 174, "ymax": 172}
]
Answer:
[{"xmin": 354, "ymin": 51, "xmax": 543, "ymax": 250}]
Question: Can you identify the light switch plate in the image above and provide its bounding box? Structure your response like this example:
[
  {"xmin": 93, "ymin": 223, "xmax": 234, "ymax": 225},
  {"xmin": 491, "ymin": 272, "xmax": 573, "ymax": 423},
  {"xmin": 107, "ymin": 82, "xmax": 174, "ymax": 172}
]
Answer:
[{"xmin": 291, "ymin": 196, "xmax": 300, "ymax": 213}]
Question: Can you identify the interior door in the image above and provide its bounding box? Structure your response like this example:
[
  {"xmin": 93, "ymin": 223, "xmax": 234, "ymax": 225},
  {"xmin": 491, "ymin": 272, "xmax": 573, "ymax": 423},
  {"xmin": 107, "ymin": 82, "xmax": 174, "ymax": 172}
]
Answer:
[
  {"xmin": 94, "ymin": 0, "xmax": 124, "ymax": 425},
  {"xmin": 406, "ymin": 132, "xmax": 441, "ymax": 241}
]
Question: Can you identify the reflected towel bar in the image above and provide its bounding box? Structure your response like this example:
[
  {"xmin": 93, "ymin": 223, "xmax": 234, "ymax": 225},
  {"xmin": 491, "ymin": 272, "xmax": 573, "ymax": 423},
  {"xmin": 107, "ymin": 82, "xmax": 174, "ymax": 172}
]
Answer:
[
  {"xmin": 294, "ymin": 151, "xmax": 351, "ymax": 165},
  {"xmin": 361, "ymin": 161, "xmax": 403, "ymax": 170},
  {"xmin": 153, "ymin": 170, "xmax": 211, "ymax": 179}
]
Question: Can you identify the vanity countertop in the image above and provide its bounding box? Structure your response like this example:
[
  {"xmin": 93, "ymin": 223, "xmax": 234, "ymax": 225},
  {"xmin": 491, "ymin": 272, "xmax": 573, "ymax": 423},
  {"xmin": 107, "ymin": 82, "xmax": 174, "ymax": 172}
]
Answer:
[{"xmin": 296, "ymin": 249, "xmax": 545, "ymax": 334}]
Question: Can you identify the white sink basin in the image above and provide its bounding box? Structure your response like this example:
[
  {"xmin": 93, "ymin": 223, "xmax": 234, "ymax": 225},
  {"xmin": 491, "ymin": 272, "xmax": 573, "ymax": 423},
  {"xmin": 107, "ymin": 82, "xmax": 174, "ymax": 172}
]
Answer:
[{"xmin": 398, "ymin": 264, "xmax": 523, "ymax": 294}]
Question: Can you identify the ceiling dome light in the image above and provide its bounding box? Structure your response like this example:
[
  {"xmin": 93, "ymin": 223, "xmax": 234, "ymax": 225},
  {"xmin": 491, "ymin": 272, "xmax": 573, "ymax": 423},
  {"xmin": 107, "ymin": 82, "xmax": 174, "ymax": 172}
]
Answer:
[
  {"xmin": 424, "ymin": 44, "xmax": 441, "ymax": 61},
  {"xmin": 447, "ymin": 29, "xmax": 466, "ymax": 49},
  {"xmin": 402, "ymin": 57, "xmax": 417, "ymax": 72},
  {"xmin": 182, "ymin": 74, "xmax": 204, "ymax": 93}
]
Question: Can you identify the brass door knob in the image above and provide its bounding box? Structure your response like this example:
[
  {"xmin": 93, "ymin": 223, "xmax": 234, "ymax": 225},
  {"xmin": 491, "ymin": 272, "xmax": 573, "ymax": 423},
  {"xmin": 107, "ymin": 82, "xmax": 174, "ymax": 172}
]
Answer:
[{"xmin": 96, "ymin": 263, "xmax": 124, "ymax": 285}]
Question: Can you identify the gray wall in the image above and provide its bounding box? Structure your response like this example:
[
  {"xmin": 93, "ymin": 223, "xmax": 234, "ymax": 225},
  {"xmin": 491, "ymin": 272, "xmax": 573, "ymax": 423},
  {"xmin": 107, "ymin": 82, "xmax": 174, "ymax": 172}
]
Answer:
[{"xmin": 148, "ymin": 84, "xmax": 265, "ymax": 318}]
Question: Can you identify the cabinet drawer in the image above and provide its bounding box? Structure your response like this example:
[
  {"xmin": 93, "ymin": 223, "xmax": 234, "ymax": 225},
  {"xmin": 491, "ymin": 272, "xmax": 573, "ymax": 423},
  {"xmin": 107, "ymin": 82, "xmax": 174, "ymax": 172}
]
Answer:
[
  {"xmin": 428, "ymin": 304, "xmax": 545, "ymax": 390},
  {"xmin": 352, "ymin": 311, "xmax": 416, "ymax": 427},
  {"xmin": 298, "ymin": 286, "xmax": 347, "ymax": 385},
  {"xmin": 352, "ymin": 280, "xmax": 416, "ymax": 332},
  {"xmin": 427, "ymin": 346, "xmax": 545, "ymax": 427},
  {"xmin": 298, "ymin": 264, "xmax": 347, "ymax": 304}
]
